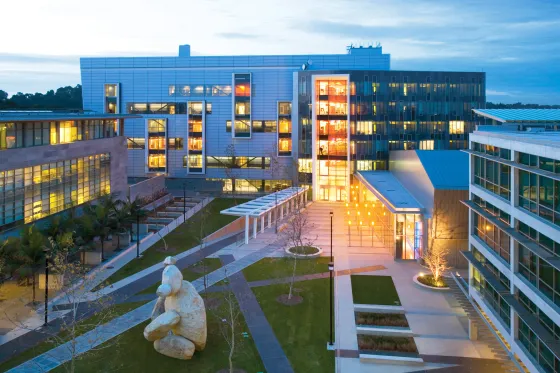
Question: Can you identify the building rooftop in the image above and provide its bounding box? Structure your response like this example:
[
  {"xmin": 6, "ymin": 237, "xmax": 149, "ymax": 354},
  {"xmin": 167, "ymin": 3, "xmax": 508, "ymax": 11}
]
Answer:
[
  {"xmin": 415, "ymin": 150, "xmax": 469, "ymax": 190},
  {"xmin": 0, "ymin": 111, "xmax": 141, "ymax": 122},
  {"xmin": 472, "ymin": 127, "xmax": 560, "ymax": 147},
  {"xmin": 355, "ymin": 171, "xmax": 424, "ymax": 213},
  {"xmin": 473, "ymin": 109, "xmax": 560, "ymax": 123}
]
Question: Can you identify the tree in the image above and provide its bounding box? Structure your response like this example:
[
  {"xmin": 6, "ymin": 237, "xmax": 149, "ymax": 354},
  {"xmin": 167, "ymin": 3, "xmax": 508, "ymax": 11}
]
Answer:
[
  {"xmin": 0, "ymin": 85, "xmax": 83, "ymax": 110},
  {"xmin": 14, "ymin": 225, "xmax": 46, "ymax": 303},
  {"xmin": 212, "ymin": 268, "xmax": 242, "ymax": 373},
  {"xmin": 422, "ymin": 202, "xmax": 458, "ymax": 285},
  {"xmin": 83, "ymin": 199, "xmax": 115, "ymax": 262},
  {"xmin": 281, "ymin": 201, "xmax": 316, "ymax": 300},
  {"xmin": 224, "ymin": 144, "xmax": 240, "ymax": 204},
  {"xmin": 122, "ymin": 197, "xmax": 149, "ymax": 243}
]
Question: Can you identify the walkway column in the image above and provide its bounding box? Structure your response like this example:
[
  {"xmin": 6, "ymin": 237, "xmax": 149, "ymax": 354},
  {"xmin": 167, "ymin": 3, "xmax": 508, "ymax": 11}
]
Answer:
[
  {"xmin": 245, "ymin": 215, "xmax": 249, "ymax": 244},
  {"xmin": 268, "ymin": 212, "xmax": 272, "ymax": 228},
  {"xmin": 261, "ymin": 215, "xmax": 265, "ymax": 233},
  {"xmin": 253, "ymin": 217, "xmax": 258, "ymax": 239},
  {"xmin": 280, "ymin": 204, "xmax": 284, "ymax": 220}
]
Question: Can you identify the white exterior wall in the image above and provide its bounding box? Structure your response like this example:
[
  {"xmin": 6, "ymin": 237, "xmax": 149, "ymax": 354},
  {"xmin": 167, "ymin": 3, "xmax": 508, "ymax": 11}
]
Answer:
[{"xmin": 467, "ymin": 130, "xmax": 560, "ymax": 373}]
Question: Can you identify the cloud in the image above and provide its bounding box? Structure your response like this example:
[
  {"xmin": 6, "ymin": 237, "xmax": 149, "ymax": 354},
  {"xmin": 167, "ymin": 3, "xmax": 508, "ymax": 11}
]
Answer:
[
  {"xmin": 215, "ymin": 32, "xmax": 261, "ymax": 40},
  {"xmin": 487, "ymin": 90, "xmax": 514, "ymax": 96}
]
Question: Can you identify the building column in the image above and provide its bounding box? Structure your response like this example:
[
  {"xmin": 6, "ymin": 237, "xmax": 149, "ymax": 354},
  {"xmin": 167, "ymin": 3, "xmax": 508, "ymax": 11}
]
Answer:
[
  {"xmin": 468, "ymin": 319, "xmax": 479, "ymax": 341},
  {"xmin": 280, "ymin": 204, "xmax": 284, "ymax": 220},
  {"xmin": 261, "ymin": 215, "xmax": 265, "ymax": 233},
  {"xmin": 245, "ymin": 215, "xmax": 249, "ymax": 244},
  {"xmin": 253, "ymin": 217, "xmax": 258, "ymax": 239},
  {"xmin": 268, "ymin": 212, "xmax": 272, "ymax": 228}
]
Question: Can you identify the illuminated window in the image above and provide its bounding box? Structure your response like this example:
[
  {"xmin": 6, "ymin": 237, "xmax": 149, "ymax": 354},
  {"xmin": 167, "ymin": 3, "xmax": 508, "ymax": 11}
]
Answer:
[
  {"xmin": 449, "ymin": 121, "xmax": 465, "ymax": 134},
  {"xmin": 188, "ymin": 138, "xmax": 203, "ymax": 151},
  {"xmin": 278, "ymin": 138, "xmax": 292, "ymax": 154},
  {"xmin": 279, "ymin": 102, "xmax": 292, "ymax": 115},
  {"xmin": 188, "ymin": 155, "xmax": 203, "ymax": 168},
  {"xmin": 189, "ymin": 120, "xmax": 203, "ymax": 133},
  {"xmin": 298, "ymin": 159, "xmax": 312, "ymax": 173},
  {"xmin": 148, "ymin": 137, "xmax": 166, "ymax": 150},
  {"xmin": 148, "ymin": 154, "xmax": 166, "ymax": 169},
  {"xmin": 179, "ymin": 85, "xmax": 190, "ymax": 96},
  {"xmin": 235, "ymin": 83, "xmax": 250, "ymax": 96},
  {"xmin": 168, "ymin": 138, "xmax": 183, "ymax": 150},
  {"xmin": 212, "ymin": 85, "xmax": 232, "ymax": 96},
  {"xmin": 278, "ymin": 118, "xmax": 291, "ymax": 134},
  {"xmin": 235, "ymin": 102, "xmax": 250, "ymax": 116},
  {"xmin": 127, "ymin": 138, "xmax": 145, "ymax": 149},
  {"xmin": 59, "ymin": 121, "xmax": 78, "ymax": 143},
  {"xmin": 192, "ymin": 85, "xmax": 205, "ymax": 97},
  {"xmin": 168, "ymin": 85, "xmax": 176, "ymax": 96},
  {"xmin": 188, "ymin": 102, "xmax": 203, "ymax": 115},
  {"xmin": 104, "ymin": 84, "xmax": 117, "ymax": 97},
  {"xmin": 419, "ymin": 140, "xmax": 434, "ymax": 150},
  {"xmin": 148, "ymin": 119, "xmax": 166, "ymax": 134}
]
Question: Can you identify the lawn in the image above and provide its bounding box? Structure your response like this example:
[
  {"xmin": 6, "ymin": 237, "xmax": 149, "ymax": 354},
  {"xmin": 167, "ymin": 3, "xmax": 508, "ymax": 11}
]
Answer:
[
  {"xmin": 137, "ymin": 258, "xmax": 222, "ymax": 295},
  {"xmin": 351, "ymin": 275, "xmax": 401, "ymax": 305},
  {"xmin": 100, "ymin": 198, "xmax": 248, "ymax": 287},
  {"xmin": 51, "ymin": 294, "xmax": 264, "ymax": 373},
  {"xmin": 252, "ymin": 277, "xmax": 334, "ymax": 373},
  {"xmin": 0, "ymin": 301, "xmax": 148, "ymax": 372},
  {"xmin": 243, "ymin": 257, "xmax": 330, "ymax": 282}
]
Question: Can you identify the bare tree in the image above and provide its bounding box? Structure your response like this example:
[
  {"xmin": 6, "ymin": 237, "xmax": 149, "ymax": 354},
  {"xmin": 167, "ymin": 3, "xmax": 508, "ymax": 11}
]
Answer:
[
  {"xmin": 224, "ymin": 144, "xmax": 240, "ymax": 205},
  {"xmin": 6, "ymin": 236, "xmax": 121, "ymax": 373},
  {"xmin": 281, "ymin": 202, "xmax": 316, "ymax": 300},
  {"xmin": 212, "ymin": 268, "xmax": 242, "ymax": 373},
  {"xmin": 422, "ymin": 201, "xmax": 459, "ymax": 285}
]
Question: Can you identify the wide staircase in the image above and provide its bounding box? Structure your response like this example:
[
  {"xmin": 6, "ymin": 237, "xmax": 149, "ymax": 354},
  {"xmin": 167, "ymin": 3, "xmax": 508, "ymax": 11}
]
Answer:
[
  {"xmin": 449, "ymin": 275, "xmax": 528, "ymax": 373},
  {"xmin": 304, "ymin": 202, "xmax": 390, "ymax": 255}
]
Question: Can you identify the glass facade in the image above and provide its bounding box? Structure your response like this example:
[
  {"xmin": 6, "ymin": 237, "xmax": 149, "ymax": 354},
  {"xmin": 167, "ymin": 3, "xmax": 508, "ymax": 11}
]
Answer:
[
  {"xmin": 473, "ymin": 155, "xmax": 511, "ymax": 200},
  {"xmin": 278, "ymin": 102, "xmax": 292, "ymax": 157},
  {"xmin": 473, "ymin": 212, "xmax": 510, "ymax": 264},
  {"xmin": 187, "ymin": 102, "xmax": 205, "ymax": 174},
  {"xmin": 0, "ymin": 153, "xmax": 111, "ymax": 228},
  {"xmin": 0, "ymin": 119, "xmax": 118, "ymax": 150},
  {"xmin": 518, "ymin": 169, "xmax": 560, "ymax": 227},
  {"xmin": 233, "ymin": 74, "xmax": 251, "ymax": 138},
  {"xmin": 146, "ymin": 119, "xmax": 167, "ymax": 173}
]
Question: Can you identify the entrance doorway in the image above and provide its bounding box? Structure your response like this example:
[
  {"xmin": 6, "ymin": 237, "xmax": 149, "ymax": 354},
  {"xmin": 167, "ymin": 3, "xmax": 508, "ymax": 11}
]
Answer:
[{"xmin": 320, "ymin": 187, "xmax": 330, "ymax": 201}]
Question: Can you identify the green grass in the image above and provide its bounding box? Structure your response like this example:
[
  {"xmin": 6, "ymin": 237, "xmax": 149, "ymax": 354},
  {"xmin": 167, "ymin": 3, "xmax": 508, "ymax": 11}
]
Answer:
[
  {"xmin": 51, "ymin": 293, "xmax": 264, "ymax": 373},
  {"xmin": 100, "ymin": 198, "xmax": 248, "ymax": 287},
  {"xmin": 0, "ymin": 301, "xmax": 147, "ymax": 372},
  {"xmin": 243, "ymin": 257, "xmax": 330, "ymax": 282},
  {"xmin": 137, "ymin": 258, "xmax": 222, "ymax": 295},
  {"xmin": 252, "ymin": 278, "xmax": 334, "ymax": 373},
  {"xmin": 351, "ymin": 275, "xmax": 401, "ymax": 305}
]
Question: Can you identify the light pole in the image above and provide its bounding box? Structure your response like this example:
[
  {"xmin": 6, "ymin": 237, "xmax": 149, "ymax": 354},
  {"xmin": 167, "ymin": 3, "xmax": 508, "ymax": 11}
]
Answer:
[
  {"xmin": 183, "ymin": 183, "xmax": 187, "ymax": 219},
  {"xmin": 328, "ymin": 211, "xmax": 334, "ymax": 348},
  {"xmin": 136, "ymin": 213, "xmax": 140, "ymax": 258},
  {"xmin": 43, "ymin": 249, "xmax": 49, "ymax": 326}
]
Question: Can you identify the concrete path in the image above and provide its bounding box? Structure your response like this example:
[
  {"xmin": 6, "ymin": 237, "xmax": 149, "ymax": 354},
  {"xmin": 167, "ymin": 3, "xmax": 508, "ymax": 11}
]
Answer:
[
  {"xmin": 220, "ymin": 255, "xmax": 294, "ymax": 373},
  {"xmin": 6, "ymin": 239, "xmax": 284, "ymax": 373}
]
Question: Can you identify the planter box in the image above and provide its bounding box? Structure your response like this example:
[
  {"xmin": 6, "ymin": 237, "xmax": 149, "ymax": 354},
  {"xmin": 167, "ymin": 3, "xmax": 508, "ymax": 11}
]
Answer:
[
  {"xmin": 356, "ymin": 325, "xmax": 414, "ymax": 338},
  {"xmin": 413, "ymin": 274, "xmax": 450, "ymax": 291},
  {"xmin": 39, "ymin": 274, "xmax": 64, "ymax": 290},
  {"xmin": 118, "ymin": 232, "xmax": 131, "ymax": 248},
  {"xmin": 81, "ymin": 251, "xmax": 102, "ymax": 266},
  {"xmin": 354, "ymin": 304, "xmax": 405, "ymax": 314},
  {"xmin": 359, "ymin": 352, "xmax": 423, "ymax": 365}
]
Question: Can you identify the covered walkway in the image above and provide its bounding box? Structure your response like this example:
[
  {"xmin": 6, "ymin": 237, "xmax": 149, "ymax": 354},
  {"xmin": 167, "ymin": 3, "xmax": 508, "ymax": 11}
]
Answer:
[{"xmin": 221, "ymin": 186, "xmax": 309, "ymax": 244}]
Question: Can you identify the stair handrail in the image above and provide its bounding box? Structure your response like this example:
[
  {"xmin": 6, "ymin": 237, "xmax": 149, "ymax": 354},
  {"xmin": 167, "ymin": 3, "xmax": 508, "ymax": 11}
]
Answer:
[{"xmin": 450, "ymin": 272, "xmax": 525, "ymax": 373}]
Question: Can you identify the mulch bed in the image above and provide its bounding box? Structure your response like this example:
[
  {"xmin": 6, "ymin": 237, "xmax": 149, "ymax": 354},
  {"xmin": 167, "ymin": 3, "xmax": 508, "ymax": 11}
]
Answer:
[
  {"xmin": 276, "ymin": 294, "xmax": 303, "ymax": 306},
  {"xmin": 355, "ymin": 312, "xmax": 409, "ymax": 327},
  {"xmin": 358, "ymin": 335, "xmax": 418, "ymax": 353}
]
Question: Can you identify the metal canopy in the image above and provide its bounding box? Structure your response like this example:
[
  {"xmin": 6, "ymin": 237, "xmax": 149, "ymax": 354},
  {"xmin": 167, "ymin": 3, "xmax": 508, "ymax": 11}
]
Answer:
[
  {"xmin": 221, "ymin": 186, "xmax": 308, "ymax": 218},
  {"xmin": 473, "ymin": 109, "xmax": 560, "ymax": 123}
]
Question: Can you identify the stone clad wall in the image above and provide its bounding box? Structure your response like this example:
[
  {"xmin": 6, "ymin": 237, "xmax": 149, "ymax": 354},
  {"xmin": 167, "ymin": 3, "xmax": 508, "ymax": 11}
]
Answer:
[{"xmin": 129, "ymin": 174, "xmax": 167, "ymax": 201}]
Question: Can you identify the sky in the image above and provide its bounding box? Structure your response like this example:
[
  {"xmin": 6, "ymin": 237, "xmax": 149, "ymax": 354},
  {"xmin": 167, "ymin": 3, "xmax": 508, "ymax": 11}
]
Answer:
[{"xmin": 1, "ymin": 0, "xmax": 559, "ymax": 104}]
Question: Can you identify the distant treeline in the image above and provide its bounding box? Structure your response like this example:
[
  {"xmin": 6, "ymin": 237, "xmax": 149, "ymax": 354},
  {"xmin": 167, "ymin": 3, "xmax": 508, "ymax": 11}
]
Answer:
[
  {"xmin": 0, "ymin": 85, "xmax": 82, "ymax": 110},
  {"xmin": 0, "ymin": 84, "xmax": 558, "ymax": 111}
]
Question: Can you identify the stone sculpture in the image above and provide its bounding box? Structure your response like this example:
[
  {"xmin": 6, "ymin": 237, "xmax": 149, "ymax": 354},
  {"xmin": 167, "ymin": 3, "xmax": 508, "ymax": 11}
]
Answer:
[{"xmin": 144, "ymin": 256, "xmax": 207, "ymax": 359}]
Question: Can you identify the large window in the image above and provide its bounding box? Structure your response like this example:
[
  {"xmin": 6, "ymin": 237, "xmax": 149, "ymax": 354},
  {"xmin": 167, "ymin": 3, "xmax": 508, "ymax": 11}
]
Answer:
[
  {"xmin": 473, "ymin": 213, "xmax": 510, "ymax": 263},
  {"xmin": 473, "ymin": 155, "xmax": 511, "ymax": 199},
  {"xmin": 471, "ymin": 266, "xmax": 511, "ymax": 328},
  {"xmin": 519, "ymin": 243, "xmax": 560, "ymax": 308},
  {"xmin": 518, "ymin": 316, "xmax": 560, "ymax": 373},
  {"xmin": 127, "ymin": 103, "xmax": 186, "ymax": 114},
  {"xmin": 0, "ymin": 154, "xmax": 111, "ymax": 229},
  {"xmin": 519, "ymin": 170, "xmax": 560, "ymax": 226}
]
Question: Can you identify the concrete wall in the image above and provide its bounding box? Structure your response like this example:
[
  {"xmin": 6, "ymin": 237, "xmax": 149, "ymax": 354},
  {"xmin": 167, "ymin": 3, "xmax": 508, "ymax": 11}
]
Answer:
[
  {"xmin": 205, "ymin": 216, "xmax": 244, "ymax": 242},
  {"xmin": 129, "ymin": 174, "xmax": 166, "ymax": 201}
]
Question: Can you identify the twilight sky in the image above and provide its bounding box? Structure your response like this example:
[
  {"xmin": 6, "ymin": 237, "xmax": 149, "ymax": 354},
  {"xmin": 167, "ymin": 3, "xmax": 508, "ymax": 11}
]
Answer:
[{"xmin": 1, "ymin": 0, "xmax": 559, "ymax": 104}]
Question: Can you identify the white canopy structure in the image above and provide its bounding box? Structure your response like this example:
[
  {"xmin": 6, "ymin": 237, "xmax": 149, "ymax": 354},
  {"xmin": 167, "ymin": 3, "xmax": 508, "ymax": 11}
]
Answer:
[{"xmin": 221, "ymin": 186, "xmax": 309, "ymax": 244}]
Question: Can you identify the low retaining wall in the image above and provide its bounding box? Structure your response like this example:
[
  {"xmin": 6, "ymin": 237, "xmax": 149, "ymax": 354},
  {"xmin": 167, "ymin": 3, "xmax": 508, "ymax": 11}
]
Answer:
[
  {"xmin": 354, "ymin": 304, "xmax": 405, "ymax": 314},
  {"xmin": 205, "ymin": 217, "xmax": 245, "ymax": 242},
  {"xmin": 129, "ymin": 174, "xmax": 166, "ymax": 201},
  {"xmin": 356, "ymin": 325, "xmax": 414, "ymax": 338},
  {"xmin": 359, "ymin": 353, "xmax": 423, "ymax": 365}
]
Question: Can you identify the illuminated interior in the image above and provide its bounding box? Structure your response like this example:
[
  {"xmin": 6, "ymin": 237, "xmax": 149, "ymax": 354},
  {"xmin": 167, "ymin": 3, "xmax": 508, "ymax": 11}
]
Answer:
[{"xmin": 314, "ymin": 77, "xmax": 349, "ymax": 202}]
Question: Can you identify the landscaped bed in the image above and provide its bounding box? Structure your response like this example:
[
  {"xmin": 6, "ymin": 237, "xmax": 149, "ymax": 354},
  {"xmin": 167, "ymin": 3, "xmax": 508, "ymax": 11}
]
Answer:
[
  {"xmin": 351, "ymin": 275, "xmax": 401, "ymax": 305},
  {"xmin": 358, "ymin": 335, "xmax": 418, "ymax": 354},
  {"xmin": 243, "ymin": 256, "xmax": 330, "ymax": 282},
  {"xmin": 355, "ymin": 312, "xmax": 409, "ymax": 327},
  {"xmin": 99, "ymin": 198, "xmax": 248, "ymax": 287},
  {"xmin": 417, "ymin": 274, "xmax": 448, "ymax": 288}
]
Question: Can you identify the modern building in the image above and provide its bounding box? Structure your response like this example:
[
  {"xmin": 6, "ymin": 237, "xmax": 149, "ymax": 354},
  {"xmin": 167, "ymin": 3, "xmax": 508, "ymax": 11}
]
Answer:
[
  {"xmin": 0, "ymin": 111, "xmax": 139, "ymax": 233},
  {"xmin": 80, "ymin": 44, "xmax": 485, "ymax": 200},
  {"xmin": 463, "ymin": 113, "xmax": 560, "ymax": 372},
  {"xmin": 349, "ymin": 150, "xmax": 470, "ymax": 263}
]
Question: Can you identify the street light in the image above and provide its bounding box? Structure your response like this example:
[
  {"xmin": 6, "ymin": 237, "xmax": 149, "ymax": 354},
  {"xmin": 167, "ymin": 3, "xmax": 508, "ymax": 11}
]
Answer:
[
  {"xmin": 136, "ymin": 213, "xmax": 140, "ymax": 258},
  {"xmin": 328, "ymin": 211, "xmax": 334, "ymax": 348},
  {"xmin": 183, "ymin": 183, "xmax": 187, "ymax": 219},
  {"xmin": 43, "ymin": 248, "xmax": 49, "ymax": 326}
]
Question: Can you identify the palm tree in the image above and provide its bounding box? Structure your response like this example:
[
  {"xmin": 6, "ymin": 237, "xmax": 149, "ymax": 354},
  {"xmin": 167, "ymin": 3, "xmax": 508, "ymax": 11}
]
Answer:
[
  {"xmin": 15, "ymin": 225, "xmax": 46, "ymax": 303},
  {"xmin": 111, "ymin": 199, "xmax": 132, "ymax": 249},
  {"xmin": 122, "ymin": 197, "xmax": 149, "ymax": 242},
  {"xmin": 83, "ymin": 202, "xmax": 114, "ymax": 262}
]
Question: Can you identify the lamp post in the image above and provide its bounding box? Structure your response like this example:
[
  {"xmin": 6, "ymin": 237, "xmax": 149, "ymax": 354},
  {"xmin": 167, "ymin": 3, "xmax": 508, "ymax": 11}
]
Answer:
[
  {"xmin": 328, "ymin": 211, "xmax": 334, "ymax": 348},
  {"xmin": 43, "ymin": 249, "xmax": 49, "ymax": 326},
  {"xmin": 136, "ymin": 213, "xmax": 140, "ymax": 258},
  {"xmin": 183, "ymin": 183, "xmax": 187, "ymax": 219}
]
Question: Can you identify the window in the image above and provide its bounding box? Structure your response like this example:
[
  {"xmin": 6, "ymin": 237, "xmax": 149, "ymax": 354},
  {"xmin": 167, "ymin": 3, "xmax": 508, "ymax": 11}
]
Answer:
[
  {"xmin": 148, "ymin": 154, "xmax": 166, "ymax": 169},
  {"xmin": 264, "ymin": 120, "xmax": 276, "ymax": 133},
  {"xmin": 187, "ymin": 154, "xmax": 203, "ymax": 168},
  {"xmin": 473, "ymin": 156, "xmax": 511, "ymax": 200},
  {"xmin": 148, "ymin": 137, "xmax": 166, "ymax": 150},
  {"xmin": 148, "ymin": 119, "xmax": 166, "ymax": 134},
  {"xmin": 449, "ymin": 120, "xmax": 465, "ymax": 135},
  {"xmin": 168, "ymin": 85, "xmax": 175, "ymax": 96},
  {"xmin": 473, "ymin": 213, "xmax": 510, "ymax": 263},
  {"xmin": 471, "ymin": 267, "xmax": 511, "ymax": 328},
  {"xmin": 179, "ymin": 85, "xmax": 190, "ymax": 96},
  {"xmin": 226, "ymin": 120, "xmax": 232, "ymax": 133},
  {"xmin": 278, "ymin": 138, "xmax": 292, "ymax": 155},
  {"xmin": 191, "ymin": 85, "xmax": 205, "ymax": 97},
  {"xmin": 59, "ymin": 121, "xmax": 78, "ymax": 143},
  {"xmin": 235, "ymin": 102, "xmax": 250, "ymax": 116},
  {"xmin": 279, "ymin": 102, "xmax": 291, "ymax": 115},
  {"xmin": 235, "ymin": 82, "xmax": 251, "ymax": 96},
  {"xmin": 188, "ymin": 137, "xmax": 203, "ymax": 151},
  {"xmin": 188, "ymin": 102, "xmax": 203, "ymax": 115},
  {"xmin": 127, "ymin": 138, "xmax": 145, "ymax": 149},
  {"xmin": 212, "ymin": 85, "xmax": 232, "ymax": 96},
  {"xmin": 206, "ymin": 102, "xmax": 212, "ymax": 114},
  {"xmin": 168, "ymin": 138, "xmax": 183, "ymax": 150},
  {"xmin": 278, "ymin": 118, "xmax": 291, "ymax": 134},
  {"xmin": 105, "ymin": 84, "xmax": 117, "ymax": 97},
  {"xmin": 252, "ymin": 121, "xmax": 264, "ymax": 133}
]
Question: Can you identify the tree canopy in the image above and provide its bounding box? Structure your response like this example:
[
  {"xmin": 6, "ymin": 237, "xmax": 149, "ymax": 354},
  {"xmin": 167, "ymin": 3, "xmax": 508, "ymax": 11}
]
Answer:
[{"xmin": 0, "ymin": 85, "xmax": 82, "ymax": 110}]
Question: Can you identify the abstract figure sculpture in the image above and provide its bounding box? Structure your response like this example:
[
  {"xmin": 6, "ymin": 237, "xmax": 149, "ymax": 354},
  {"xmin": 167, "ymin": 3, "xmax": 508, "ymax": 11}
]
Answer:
[{"xmin": 143, "ymin": 256, "xmax": 207, "ymax": 359}]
